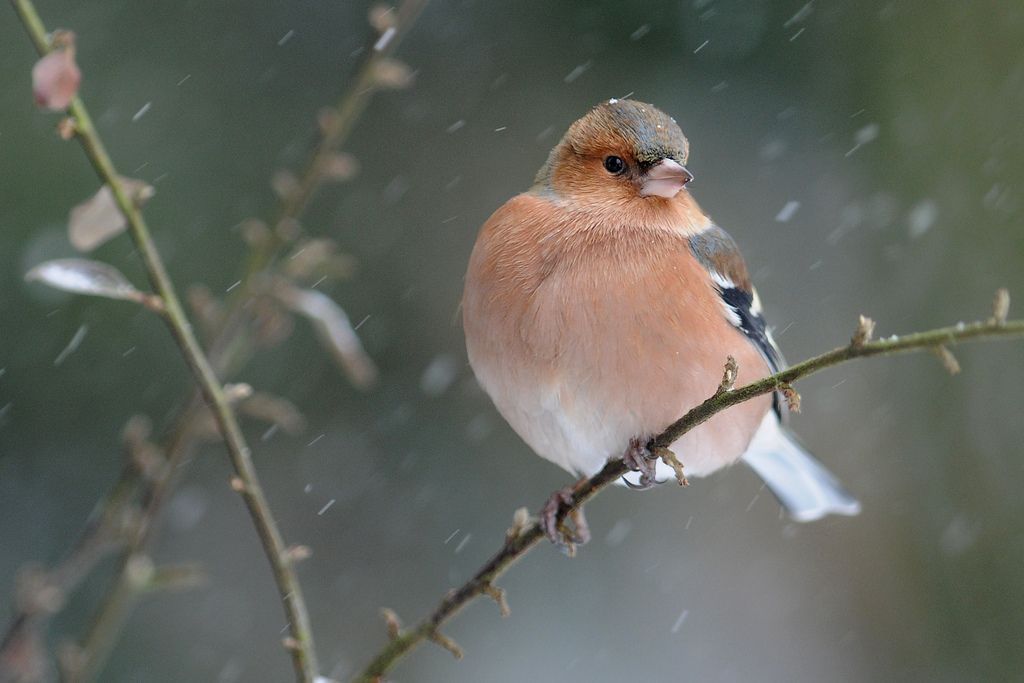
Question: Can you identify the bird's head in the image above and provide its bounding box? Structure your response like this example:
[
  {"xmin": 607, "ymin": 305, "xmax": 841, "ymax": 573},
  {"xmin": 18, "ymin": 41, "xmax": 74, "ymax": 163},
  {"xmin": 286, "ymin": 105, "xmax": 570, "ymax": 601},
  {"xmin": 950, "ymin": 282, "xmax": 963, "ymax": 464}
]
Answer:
[{"xmin": 534, "ymin": 99, "xmax": 693, "ymax": 204}]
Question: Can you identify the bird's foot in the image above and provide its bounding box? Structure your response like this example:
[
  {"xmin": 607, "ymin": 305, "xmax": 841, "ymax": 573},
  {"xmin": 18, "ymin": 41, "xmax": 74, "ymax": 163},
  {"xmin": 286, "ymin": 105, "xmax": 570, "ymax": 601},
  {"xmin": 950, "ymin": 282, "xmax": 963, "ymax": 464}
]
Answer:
[
  {"xmin": 539, "ymin": 481, "xmax": 590, "ymax": 554},
  {"xmin": 621, "ymin": 437, "xmax": 660, "ymax": 490}
]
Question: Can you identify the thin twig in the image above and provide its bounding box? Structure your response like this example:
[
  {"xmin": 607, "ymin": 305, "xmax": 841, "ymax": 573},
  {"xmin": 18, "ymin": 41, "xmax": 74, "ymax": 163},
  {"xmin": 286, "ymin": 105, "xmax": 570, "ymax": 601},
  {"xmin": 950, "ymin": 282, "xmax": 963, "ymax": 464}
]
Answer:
[
  {"xmin": 215, "ymin": 0, "xmax": 429, "ymax": 374},
  {"xmin": 10, "ymin": 1, "xmax": 318, "ymax": 680},
  {"xmin": 352, "ymin": 311, "xmax": 1024, "ymax": 681},
  {"xmin": 4, "ymin": 2, "xmax": 429, "ymax": 680}
]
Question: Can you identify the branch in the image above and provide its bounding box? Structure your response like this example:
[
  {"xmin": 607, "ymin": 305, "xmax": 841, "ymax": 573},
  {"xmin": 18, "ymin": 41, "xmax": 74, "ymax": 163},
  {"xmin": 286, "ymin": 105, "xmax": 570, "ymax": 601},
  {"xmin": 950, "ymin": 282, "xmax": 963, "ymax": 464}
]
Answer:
[
  {"xmin": 6, "ymin": 2, "xmax": 429, "ymax": 679},
  {"xmin": 352, "ymin": 302, "xmax": 1024, "ymax": 682},
  {"xmin": 10, "ymin": 1, "xmax": 319, "ymax": 680},
  {"xmin": 223, "ymin": 0, "xmax": 429, "ymax": 354}
]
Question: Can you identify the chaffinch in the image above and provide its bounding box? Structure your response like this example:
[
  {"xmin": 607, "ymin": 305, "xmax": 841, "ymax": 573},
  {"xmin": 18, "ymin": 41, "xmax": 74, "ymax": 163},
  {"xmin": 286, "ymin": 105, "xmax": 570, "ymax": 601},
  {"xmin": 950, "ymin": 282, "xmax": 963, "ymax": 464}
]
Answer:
[{"xmin": 462, "ymin": 99, "xmax": 859, "ymax": 544}]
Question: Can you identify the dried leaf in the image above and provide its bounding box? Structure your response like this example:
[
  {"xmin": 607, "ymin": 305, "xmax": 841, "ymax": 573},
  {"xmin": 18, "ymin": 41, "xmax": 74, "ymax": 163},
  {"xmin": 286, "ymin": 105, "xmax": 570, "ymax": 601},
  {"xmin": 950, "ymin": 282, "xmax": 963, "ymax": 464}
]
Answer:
[
  {"xmin": 69, "ymin": 179, "xmax": 155, "ymax": 252},
  {"xmin": 25, "ymin": 258, "xmax": 144, "ymax": 304},
  {"xmin": 274, "ymin": 283, "xmax": 377, "ymax": 389},
  {"xmin": 32, "ymin": 33, "xmax": 81, "ymax": 111},
  {"xmin": 372, "ymin": 58, "xmax": 414, "ymax": 89}
]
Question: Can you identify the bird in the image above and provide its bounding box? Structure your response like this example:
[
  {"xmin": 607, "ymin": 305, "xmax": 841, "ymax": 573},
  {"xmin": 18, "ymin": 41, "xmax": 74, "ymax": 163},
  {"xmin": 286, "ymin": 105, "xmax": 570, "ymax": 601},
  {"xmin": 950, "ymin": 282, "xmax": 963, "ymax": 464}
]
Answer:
[{"xmin": 462, "ymin": 99, "xmax": 860, "ymax": 545}]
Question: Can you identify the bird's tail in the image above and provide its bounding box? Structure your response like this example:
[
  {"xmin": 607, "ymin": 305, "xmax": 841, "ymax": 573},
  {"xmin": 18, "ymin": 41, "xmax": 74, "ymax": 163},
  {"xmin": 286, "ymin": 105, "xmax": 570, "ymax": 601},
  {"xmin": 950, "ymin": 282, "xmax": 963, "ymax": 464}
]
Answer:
[{"xmin": 742, "ymin": 413, "xmax": 861, "ymax": 522}]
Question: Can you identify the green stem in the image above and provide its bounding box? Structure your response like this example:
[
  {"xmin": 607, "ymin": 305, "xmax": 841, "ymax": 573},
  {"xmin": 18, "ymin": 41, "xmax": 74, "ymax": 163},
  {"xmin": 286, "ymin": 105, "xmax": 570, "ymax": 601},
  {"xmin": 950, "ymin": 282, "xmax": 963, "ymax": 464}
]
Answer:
[
  {"xmin": 11, "ymin": 1, "xmax": 318, "ymax": 680},
  {"xmin": 352, "ymin": 314, "xmax": 1024, "ymax": 682}
]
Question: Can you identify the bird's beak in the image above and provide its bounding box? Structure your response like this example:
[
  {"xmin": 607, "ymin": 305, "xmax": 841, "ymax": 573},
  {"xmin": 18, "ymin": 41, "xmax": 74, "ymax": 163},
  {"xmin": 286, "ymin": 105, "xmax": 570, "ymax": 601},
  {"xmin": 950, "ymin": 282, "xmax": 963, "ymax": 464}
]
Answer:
[{"xmin": 639, "ymin": 159, "xmax": 694, "ymax": 198}]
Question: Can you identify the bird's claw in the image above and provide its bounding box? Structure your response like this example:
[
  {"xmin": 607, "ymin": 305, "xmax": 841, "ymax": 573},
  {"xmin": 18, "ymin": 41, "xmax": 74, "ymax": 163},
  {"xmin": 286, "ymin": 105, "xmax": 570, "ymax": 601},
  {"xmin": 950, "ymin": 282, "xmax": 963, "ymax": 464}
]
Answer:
[
  {"xmin": 621, "ymin": 437, "xmax": 660, "ymax": 490},
  {"xmin": 540, "ymin": 483, "xmax": 590, "ymax": 553}
]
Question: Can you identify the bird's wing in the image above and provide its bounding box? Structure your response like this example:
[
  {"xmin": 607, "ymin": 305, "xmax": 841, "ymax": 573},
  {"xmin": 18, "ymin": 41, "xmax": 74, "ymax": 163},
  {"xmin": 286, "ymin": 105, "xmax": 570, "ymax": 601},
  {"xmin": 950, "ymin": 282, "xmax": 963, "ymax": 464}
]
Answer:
[{"xmin": 687, "ymin": 224, "xmax": 786, "ymax": 418}]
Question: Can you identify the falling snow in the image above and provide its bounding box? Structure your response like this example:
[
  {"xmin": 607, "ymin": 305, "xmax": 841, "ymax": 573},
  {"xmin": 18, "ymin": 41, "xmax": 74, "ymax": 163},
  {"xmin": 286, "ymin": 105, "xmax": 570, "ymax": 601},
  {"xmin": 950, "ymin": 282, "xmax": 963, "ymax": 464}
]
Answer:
[
  {"xmin": 54, "ymin": 325, "xmax": 87, "ymax": 366},
  {"xmin": 132, "ymin": 102, "xmax": 152, "ymax": 122},
  {"xmin": 907, "ymin": 200, "xmax": 939, "ymax": 238},
  {"xmin": 420, "ymin": 354, "xmax": 458, "ymax": 396},
  {"xmin": 630, "ymin": 25, "xmax": 650, "ymax": 41},
  {"xmin": 563, "ymin": 61, "xmax": 592, "ymax": 83},
  {"xmin": 670, "ymin": 609, "xmax": 690, "ymax": 634},
  {"xmin": 775, "ymin": 200, "xmax": 801, "ymax": 223}
]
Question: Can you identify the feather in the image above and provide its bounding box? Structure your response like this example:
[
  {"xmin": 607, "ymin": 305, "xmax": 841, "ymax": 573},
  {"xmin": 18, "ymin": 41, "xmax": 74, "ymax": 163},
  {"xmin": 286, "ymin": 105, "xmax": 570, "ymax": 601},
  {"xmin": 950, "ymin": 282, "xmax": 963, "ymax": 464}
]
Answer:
[{"xmin": 742, "ymin": 413, "xmax": 861, "ymax": 521}]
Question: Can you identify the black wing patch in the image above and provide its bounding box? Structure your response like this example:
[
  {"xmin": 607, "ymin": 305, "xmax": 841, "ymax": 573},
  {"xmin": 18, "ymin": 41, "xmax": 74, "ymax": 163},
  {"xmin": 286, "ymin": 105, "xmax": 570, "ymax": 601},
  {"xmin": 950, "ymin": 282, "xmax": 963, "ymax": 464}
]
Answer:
[
  {"xmin": 688, "ymin": 225, "xmax": 787, "ymax": 418},
  {"xmin": 717, "ymin": 283, "xmax": 785, "ymax": 376}
]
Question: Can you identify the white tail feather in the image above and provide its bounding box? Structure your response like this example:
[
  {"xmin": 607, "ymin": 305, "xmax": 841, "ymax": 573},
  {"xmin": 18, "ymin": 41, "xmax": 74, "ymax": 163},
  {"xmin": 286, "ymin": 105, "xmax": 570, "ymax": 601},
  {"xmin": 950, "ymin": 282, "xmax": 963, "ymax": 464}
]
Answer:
[{"xmin": 742, "ymin": 413, "xmax": 861, "ymax": 522}]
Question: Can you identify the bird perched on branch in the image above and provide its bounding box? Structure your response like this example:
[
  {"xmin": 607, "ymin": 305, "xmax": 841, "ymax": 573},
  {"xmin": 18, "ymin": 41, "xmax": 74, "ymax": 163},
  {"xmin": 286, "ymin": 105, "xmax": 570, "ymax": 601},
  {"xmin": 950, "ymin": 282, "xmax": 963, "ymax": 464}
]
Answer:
[{"xmin": 462, "ymin": 99, "xmax": 859, "ymax": 545}]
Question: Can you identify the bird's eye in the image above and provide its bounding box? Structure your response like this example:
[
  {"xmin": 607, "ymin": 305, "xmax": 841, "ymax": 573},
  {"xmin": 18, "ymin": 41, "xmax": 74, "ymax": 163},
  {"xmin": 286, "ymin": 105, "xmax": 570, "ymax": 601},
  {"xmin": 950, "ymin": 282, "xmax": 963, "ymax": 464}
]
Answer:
[{"xmin": 603, "ymin": 156, "xmax": 626, "ymax": 175}]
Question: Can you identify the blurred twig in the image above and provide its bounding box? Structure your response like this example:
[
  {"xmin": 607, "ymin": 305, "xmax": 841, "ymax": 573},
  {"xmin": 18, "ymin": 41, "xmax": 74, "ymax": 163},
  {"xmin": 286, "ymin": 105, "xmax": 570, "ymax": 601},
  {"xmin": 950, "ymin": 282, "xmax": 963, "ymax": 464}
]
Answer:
[
  {"xmin": 4, "ymin": 0, "xmax": 428, "ymax": 679},
  {"xmin": 12, "ymin": 1, "xmax": 321, "ymax": 680},
  {"xmin": 352, "ymin": 302, "xmax": 1024, "ymax": 682},
  {"xmin": 213, "ymin": 0, "xmax": 428, "ymax": 377}
]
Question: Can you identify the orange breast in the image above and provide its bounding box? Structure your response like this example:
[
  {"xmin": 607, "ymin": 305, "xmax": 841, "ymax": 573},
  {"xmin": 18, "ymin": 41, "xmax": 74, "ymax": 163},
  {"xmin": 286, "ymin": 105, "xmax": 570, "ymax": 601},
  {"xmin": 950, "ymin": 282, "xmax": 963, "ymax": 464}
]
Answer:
[{"xmin": 463, "ymin": 193, "xmax": 771, "ymax": 478}]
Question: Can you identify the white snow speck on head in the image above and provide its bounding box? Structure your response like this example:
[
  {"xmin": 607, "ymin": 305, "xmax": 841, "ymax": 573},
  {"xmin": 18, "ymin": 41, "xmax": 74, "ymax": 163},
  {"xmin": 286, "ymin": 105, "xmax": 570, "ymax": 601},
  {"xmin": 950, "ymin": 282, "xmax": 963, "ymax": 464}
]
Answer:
[
  {"xmin": 775, "ymin": 200, "xmax": 801, "ymax": 223},
  {"xmin": 608, "ymin": 98, "xmax": 618, "ymax": 105}
]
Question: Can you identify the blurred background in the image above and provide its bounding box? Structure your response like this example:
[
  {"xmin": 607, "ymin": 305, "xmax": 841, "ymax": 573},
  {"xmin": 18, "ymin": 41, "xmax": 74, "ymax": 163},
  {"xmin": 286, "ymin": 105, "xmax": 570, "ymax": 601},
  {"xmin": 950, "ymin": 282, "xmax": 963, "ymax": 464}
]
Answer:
[{"xmin": 2, "ymin": 1, "xmax": 1024, "ymax": 681}]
